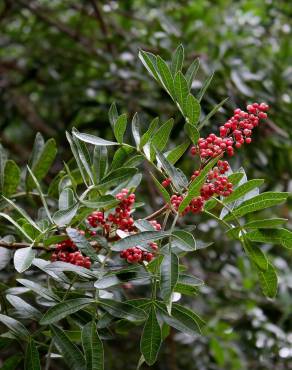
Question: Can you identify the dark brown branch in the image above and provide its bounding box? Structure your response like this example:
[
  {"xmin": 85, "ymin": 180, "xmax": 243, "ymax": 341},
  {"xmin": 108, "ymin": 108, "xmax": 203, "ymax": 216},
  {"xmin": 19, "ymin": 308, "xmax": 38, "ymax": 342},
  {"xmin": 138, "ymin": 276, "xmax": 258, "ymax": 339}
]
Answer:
[{"xmin": 0, "ymin": 241, "xmax": 102, "ymax": 251}]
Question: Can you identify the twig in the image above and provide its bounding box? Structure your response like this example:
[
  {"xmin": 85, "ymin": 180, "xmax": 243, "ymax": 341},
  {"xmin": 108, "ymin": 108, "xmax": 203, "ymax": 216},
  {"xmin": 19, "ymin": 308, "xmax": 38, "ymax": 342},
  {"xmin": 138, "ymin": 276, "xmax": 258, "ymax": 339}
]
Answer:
[{"xmin": 144, "ymin": 204, "xmax": 169, "ymax": 220}]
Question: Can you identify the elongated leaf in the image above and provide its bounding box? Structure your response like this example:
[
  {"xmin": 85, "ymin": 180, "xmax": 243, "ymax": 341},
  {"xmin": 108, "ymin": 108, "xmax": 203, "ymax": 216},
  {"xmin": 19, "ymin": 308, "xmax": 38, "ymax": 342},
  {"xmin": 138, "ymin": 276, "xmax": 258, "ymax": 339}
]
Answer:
[
  {"xmin": 114, "ymin": 114, "xmax": 127, "ymax": 143},
  {"xmin": 24, "ymin": 339, "xmax": 41, "ymax": 370},
  {"xmin": 156, "ymin": 56, "xmax": 175, "ymax": 98},
  {"xmin": 132, "ymin": 112, "xmax": 141, "ymax": 147},
  {"xmin": 224, "ymin": 179, "xmax": 264, "ymax": 204},
  {"xmin": 155, "ymin": 148, "xmax": 187, "ymax": 192},
  {"xmin": 80, "ymin": 195, "xmax": 119, "ymax": 209},
  {"xmin": 66, "ymin": 132, "xmax": 88, "ymax": 185},
  {"xmin": 41, "ymin": 298, "xmax": 94, "ymax": 325},
  {"xmin": 184, "ymin": 123, "xmax": 200, "ymax": 145},
  {"xmin": 197, "ymin": 72, "xmax": 214, "ymax": 102},
  {"xmin": 45, "ymin": 261, "xmax": 97, "ymax": 279},
  {"xmin": 82, "ymin": 322, "xmax": 104, "ymax": 370},
  {"xmin": 160, "ymin": 252, "xmax": 179, "ymax": 303},
  {"xmin": 224, "ymin": 192, "xmax": 288, "ymax": 220},
  {"xmin": 99, "ymin": 299, "xmax": 145, "ymax": 322},
  {"xmin": 198, "ymin": 97, "xmax": 228, "ymax": 129},
  {"xmin": 242, "ymin": 238, "xmax": 268, "ymax": 271},
  {"xmin": 257, "ymin": 262, "xmax": 278, "ymax": 298},
  {"xmin": 172, "ymin": 230, "xmax": 196, "ymax": 251},
  {"xmin": 59, "ymin": 188, "xmax": 75, "ymax": 210},
  {"xmin": 244, "ymin": 218, "xmax": 288, "ymax": 229},
  {"xmin": 0, "ymin": 355, "xmax": 22, "ymax": 370},
  {"xmin": 246, "ymin": 228, "xmax": 292, "ymax": 249},
  {"xmin": 0, "ymin": 143, "xmax": 7, "ymax": 191},
  {"xmin": 0, "ymin": 213, "xmax": 33, "ymax": 241},
  {"xmin": 150, "ymin": 173, "xmax": 171, "ymax": 204},
  {"xmin": 140, "ymin": 306, "xmax": 161, "ymax": 365},
  {"xmin": 174, "ymin": 71, "xmax": 189, "ymax": 114},
  {"xmin": 6, "ymin": 294, "xmax": 41, "ymax": 319},
  {"xmin": 67, "ymin": 227, "xmax": 98, "ymax": 261},
  {"xmin": 171, "ymin": 44, "xmax": 184, "ymax": 75},
  {"xmin": 72, "ymin": 131, "xmax": 94, "ymax": 185},
  {"xmin": 93, "ymin": 146, "xmax": 108, "ymax": 183},
  {"xmin": 26, "ymin": 138, "xmax": 57, "ymax": 191},
  {"xmin": 99, "ymin": 167, "xmax": 137, "ymax": 188},
  {"xmin": 185, "ymin": 94, "xmax": 200, "ymax": 125},
  {"xmin": 53, "ymin": 203, "xmax": 78, "ymax": 227},
  {"xmin": 51, "ymin": 325, "xmax": 86, "ymax": 370},
  {"xmin": 3, "ymin": 160, "xmax": 21, "ymax": 196},
  {"xmin": 14, "ymin": 246, "xmax": 35, "ymax": 273},
  {"xmin": 0, "ymin": 246, "xmax": 11, "ymax": 270},
  {"xmin": 17, "ymin": 278, "xmax": 59, "ymax": 301},
  {"xmin": 166, "ymin": 141, "xmax": 190, "ymax": 164},
  {"xmin": 73, "ymin": 132, "xmax": 118, "ymax": 146},
  {"xmin": 151, "ymin": 118, "xmax": 174, "ymax": 154},
  {"xmin": 112, "ymin": 231, "xmax": 170, "ymax": 251},
  {"xmin": 108, "ymin": 102, "xmax": 118, "ymax": 127},
  {"xmin": 228, "ymin": 172, "xmax": 244, "ymax": 186},
  {"xmin": 0, "ymin": 314, "xmax": 29, "ymax": 338},
  {"xmin": 178, "ymin": 156, "xmax": 219, "ymax": 212},
  {"xmin": 139, "ymin": 50, "xmax": 160, "ymax": 80},
  {"xmin": 185, "ymin": 58, "xmax": 200, "ymax": 89},
  {"xmin": 140, "ymin": 117, "xmax": 159, "ymax": 149}
]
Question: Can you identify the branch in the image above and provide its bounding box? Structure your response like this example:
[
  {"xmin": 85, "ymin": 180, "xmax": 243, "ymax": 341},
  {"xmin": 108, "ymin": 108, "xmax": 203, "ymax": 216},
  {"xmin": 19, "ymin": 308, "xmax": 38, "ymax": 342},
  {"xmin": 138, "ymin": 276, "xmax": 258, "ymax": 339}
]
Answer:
[
  {"xmin": 144, "ymin": 204, "xmax": 169, "ymax": 220},
  {"xmin": 0, "ymin": 241, "xmax": 102, "ymax": 251}
]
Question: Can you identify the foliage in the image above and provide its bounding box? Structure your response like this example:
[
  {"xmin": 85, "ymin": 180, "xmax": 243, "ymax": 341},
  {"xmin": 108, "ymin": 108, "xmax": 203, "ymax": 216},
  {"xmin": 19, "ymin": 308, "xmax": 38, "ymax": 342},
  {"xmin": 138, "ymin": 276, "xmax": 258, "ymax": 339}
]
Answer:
[{"xmin": 0, "ymin": 46, "xmax": 290, "ymax": 369}]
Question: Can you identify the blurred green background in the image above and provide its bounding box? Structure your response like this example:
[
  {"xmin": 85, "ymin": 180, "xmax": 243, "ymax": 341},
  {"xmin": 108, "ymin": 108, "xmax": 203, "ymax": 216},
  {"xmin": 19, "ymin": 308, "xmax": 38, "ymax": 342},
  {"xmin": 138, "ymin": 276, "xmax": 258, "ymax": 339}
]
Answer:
[{"xmin": 0, "ymin": 0, "xmax": 291, "ymax": 369}]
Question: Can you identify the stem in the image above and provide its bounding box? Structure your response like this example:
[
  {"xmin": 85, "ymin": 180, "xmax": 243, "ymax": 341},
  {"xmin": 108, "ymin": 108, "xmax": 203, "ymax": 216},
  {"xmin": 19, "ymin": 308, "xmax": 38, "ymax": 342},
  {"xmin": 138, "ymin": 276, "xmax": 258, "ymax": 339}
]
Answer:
[
  {"xmin": 203, "ymin": 210, "xmax": 231, "ymax": 229},
  {"xmin": 212, "ymin": 196, "xmax": 242, "ymax": 227},
  {"xmin": 145, "ymin": 204, "xmax": 169, "ymax": 220},
  {"xmin": 45, "ymin": 339, "xmax": 54, "ymax": 370}
]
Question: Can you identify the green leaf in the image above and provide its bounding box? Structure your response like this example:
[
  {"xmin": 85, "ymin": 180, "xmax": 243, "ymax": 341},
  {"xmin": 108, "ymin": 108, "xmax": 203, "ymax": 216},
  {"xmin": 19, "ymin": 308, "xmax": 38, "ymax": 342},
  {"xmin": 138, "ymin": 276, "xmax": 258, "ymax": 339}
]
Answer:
[
  {"xmin": 185, "ymin": 94, "xmax": 200, "ymax": 125},
  {"xmin": 66, "ymin": 132, "xmax": 88, "ymax": 186},
  {"xmin": 155, "ymin": 148, "xmax": 187, "ymax": 192},
  {"xmin": 172, "ymin": 230, "xmax": 196, "ymax": 251},
  {"xmin": 174, "ymin": 71, "xmax": 189, "ymax": 114},
  {"xmin": 0, "ymin": 314, "xmax": 29, "ymax": 338},
  {"xmin": 150, "ymin": 173, "xmax": 171, "ymax": 204},
  {"xmin": 224, "ymin": 192, "xmax": 288, "ymax": 220},
  {"xmin": 242, "ymin": 238, "xmax": 268, "ymax": 271},
  {"xmin": 160, "ymin": 252, "xmax": 179, "ymax": 303},
  {"xmin": 59, "ymin": 188, "xmax": 75, "ymax": 210},
  {"xmin": 257, "ymin": 262, "xmax": 278, "ymax": 298},
  {"xmin": 185, "ymin": 58, "xmax": 200, "ymax": 89},
  {"xmin": 244, "ymin": 218, "xmax": 288, "ymax": 229},
  {"xmin": 72, "ymin": 131, "xmax": 94, "ymax": 185},
  {"xmin": 171, "ymin": 44, "xmax": 184, "ymax": 75},
  {"xmin": 24, "ymin": 339, "xmax": 41, "ymax": 370},
  {"xmin": 99, "ymin": 299, "xmax": 145, "ymax": 322},
  {"xmin": 0, "ymin": 354, "xmax": 22, "ymax": 370},
  {"xmin": 99, "ymin": 167, "xmax": 138, "ymax": 188},
  {"xmin": 197, "ymin": 72, "xmax": 214, "ymax": 102},
  {"xmin": 0, "ymin": 212, "xmax": 33, "ymax": 242},
  {"xmin": 40, "ymin": 298, "xmax": 94, "ymax": 325},
  {"xmin": 184, "ymin": 123, "xmax": 200, "ymax": 145},
  {"xmin": 0, "ymin": 143, "xmax": 8, "ymax": 191},
  {"xmin": 228, "ymin": 172, "xmax": 244, "ymax": 186},
  {"xmin": 198, "ymin": 97, "xmax": 228, "ymax": 129},
  {"xmin": 26, "ymin": 138, "xmax": 57, "ymax": 191},
  {"xmin": 17, "ymin": 278, "xmax": 59, "ymax": 301},
  {"xmin": 3, "ymin": 160, "xmax": 21, "ymax": 196},
  {"xmin": 112, "ymin": 231, "xmax": 170, "ymax": 251},
  {"xmin": 140, "ymin": 306, "xmax": 161, "ymax": 365},
  {"xmin": 140, "ymin": 117, "xmax": 159, "ymax": 149},
  {"xmin": 93, "ymin": 146, "xmax": 108, "ymax": 183},
  {"xmin": 166, "ymin": 141, "xmax": 190, "ymax": 164},
  {"xmin": 139, "ymin": 50, "xmax": 160, "ymax": 81},
  {"xmin": 245, "ymin": 228, "xmax": 292, "ymax": 249},
  {"xmin": 114, "ymin": 114, "xmax": 127, "ymax": 143},
  {"xmin": 132, "ymin": 112, "xmax": 141, "ymax": 147},
  {"xmin": 151, "ymin": 118, "xmax": 174, "ymax": 154},
  {"xmin": 45, "ymin": 261, "xmax": 97, "ymax": 279},
  {"xmin": 178, "ymin": 156, "xmax": 219, "ymax": 212},
  {"xmin": 28, "ymin": 133, "xmax": 44, "ymax": 168},
  {"xmin": 51, "ymin": 325, "xmax": 86, "ymax": 370},
  {"xmin": 52, "ymin": 203, "xmax": 79, "ymax": 227},
  {"xmin": 79, "ymin": 195, "xmax": 119, "ymax": 209},
  {"xmin": 224, "ymin": 179, "xmax": 265, "ymax": 204},
  {"xmin": 108, "ymin": 102, "xmax": 118, "ymax": 127},
  {"xmin": 14, "ymin": 246, "xmax": 35, "ymax": 273},
  {"xmin": 82, "ymin": 321, "xmax": 104, "ymax": 370},
  {"xmin": 6, "ymin": 294, "xmax": 41, "ymax": 319},
  {"xmin": 156, "ymin": 56, "xmax": 175, "ymax": 98},
  {"xmin": 156, "ymin": 302, "xmax": 205, "ymax": 336},
  {"xmin": 67, "ymin": 227, "xmax": 99, "ymax": 261},
  {"xmin": 73, "ymin": 132, "xmax": 118, "ymax": 146}
]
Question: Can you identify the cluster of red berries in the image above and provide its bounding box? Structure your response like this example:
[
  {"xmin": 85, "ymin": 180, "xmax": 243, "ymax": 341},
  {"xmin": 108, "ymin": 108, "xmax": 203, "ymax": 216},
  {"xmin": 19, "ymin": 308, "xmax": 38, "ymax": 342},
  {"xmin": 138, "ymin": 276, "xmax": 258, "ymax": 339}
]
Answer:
[
  {"xmin": 120, "ymin": 247, "xmax": 154, "ymax": 263},
  {"xmin": 191, "ymin": 103, "xmax": 269, "ymax": 159},
  {"xmin": 87, "ymin": 189, "xmax": 135, "ymax": 233},
  {"xmin": 162, "ymin": 178, "xmax": 172, "ymax": 188},
  {"xmin": 170, "ymin": 160, "xmax": 233, "ymax": 215},
  {"xmin": 51, "ymin": 237, "xmax": 91, "ymax": 269}
]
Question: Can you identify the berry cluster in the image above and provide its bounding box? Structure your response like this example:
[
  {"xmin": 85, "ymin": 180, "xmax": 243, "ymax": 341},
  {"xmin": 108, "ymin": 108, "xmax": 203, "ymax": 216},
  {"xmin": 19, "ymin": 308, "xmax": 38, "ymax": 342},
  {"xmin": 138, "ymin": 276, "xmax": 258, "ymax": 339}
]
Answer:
[
  {"xmin": 51, "ymin": 238, "xmax": 91, "ymax": 269},
  {"xmin": 162, "ymin": 178, "xmax": 172, "ymax": 188},
  {"xmin": 191, "ymin": 103, "xmax": 269, "ymax": 159},
  {"xmin": 120, "ymin": 247, "xmax": 154, "ymax": 263},
  {"xmin": 87, "ymin": 189, "xmax": 135, "ymax": 233}
]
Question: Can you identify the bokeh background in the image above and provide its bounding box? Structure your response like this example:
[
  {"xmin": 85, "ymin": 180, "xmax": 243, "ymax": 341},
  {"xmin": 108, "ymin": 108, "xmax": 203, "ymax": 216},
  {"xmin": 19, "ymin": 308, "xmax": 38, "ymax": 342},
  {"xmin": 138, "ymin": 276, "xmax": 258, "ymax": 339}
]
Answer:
[{"xmin": 0, "ymin": 1, "xmax": 291, "ymax": 369}]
